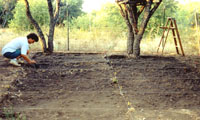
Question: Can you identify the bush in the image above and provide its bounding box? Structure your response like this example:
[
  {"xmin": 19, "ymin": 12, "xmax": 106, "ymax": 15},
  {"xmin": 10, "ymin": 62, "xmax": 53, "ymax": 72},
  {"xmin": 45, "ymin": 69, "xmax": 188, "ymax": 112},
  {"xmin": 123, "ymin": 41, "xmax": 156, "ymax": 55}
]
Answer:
[
  {"xmin": 0, "ymin": 0, "xmax": 17, "ymax": 27},
  {"xmin": 70, "ymin": 13, "xmax": 91, "ymax": 30},
  {"xmin": 70, "ymin": 3, "xmax": 126, "ymax": 32}
]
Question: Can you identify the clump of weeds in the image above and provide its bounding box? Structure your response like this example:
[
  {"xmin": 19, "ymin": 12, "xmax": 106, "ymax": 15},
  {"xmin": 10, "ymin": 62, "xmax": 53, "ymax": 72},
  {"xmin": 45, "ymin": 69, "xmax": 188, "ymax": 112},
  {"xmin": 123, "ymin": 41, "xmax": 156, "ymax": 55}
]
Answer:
[
  {"xmin": 111, "ymin": 72, "xmax": 118, "ymax": 84},
  {"xmin": 0, "ymin": 107, "xmax": 26, "ymax": 120}
]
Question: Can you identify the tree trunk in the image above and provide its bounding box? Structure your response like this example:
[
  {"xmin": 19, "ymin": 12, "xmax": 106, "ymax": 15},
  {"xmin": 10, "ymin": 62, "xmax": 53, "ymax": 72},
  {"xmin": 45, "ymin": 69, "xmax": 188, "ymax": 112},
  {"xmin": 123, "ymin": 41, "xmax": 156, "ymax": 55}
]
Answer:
[
  {"xmin": 47, "ymin": 0, "xmax": 60, "ymax": 53},
  {"xmin": 24, "ymin": 0, "xmax": 47, "ymax": 52},
  {"xmin": 127, "ymin": 25, "xmax": 134, "ymax": 54},
  {"xmin": 48, "ymin": 23, "xmax": 55, "ymax": 52},
  {"xmin": 2, "ymin": 12, "xmax": 7, "ymax": 28},
  {"xmin": 133, "ymin": 35, "xmax": 142, "ymax": 56},
  {"xmin": 132, "ymin": 2, "xmax": 151, "ymax": 57}
]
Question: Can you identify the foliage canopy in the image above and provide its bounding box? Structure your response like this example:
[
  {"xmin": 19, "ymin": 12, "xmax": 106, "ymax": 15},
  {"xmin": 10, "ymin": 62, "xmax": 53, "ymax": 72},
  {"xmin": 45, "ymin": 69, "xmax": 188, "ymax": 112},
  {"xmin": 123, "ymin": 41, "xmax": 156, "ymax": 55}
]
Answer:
[{"xmin": 8, "ymin": 0, "xmax": 83, "ymax": 30}]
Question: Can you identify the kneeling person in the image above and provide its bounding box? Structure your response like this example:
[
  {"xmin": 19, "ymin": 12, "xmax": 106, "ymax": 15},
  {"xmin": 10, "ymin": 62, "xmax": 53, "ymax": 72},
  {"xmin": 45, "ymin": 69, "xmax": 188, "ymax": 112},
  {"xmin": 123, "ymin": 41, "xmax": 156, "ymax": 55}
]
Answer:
[{"xmin": 1, "ymin": 33, "xmax": 39, "ymax": 67}]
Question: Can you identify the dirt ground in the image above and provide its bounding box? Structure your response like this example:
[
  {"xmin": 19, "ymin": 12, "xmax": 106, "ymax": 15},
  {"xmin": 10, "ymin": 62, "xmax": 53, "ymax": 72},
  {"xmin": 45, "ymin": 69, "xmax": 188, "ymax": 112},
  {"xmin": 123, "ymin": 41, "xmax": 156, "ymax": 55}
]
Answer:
[{"xmin": 0, "ymin": 52, "xmax": 200, "ymax": 120}]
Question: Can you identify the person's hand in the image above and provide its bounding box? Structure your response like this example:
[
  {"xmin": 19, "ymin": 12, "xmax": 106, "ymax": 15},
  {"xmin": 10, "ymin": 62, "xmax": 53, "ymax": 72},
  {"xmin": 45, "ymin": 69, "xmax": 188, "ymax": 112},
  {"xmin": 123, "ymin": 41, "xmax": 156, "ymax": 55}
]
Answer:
[{"xmin": 29, "ymin": 60, "xmax": 36, "ymax": 64}]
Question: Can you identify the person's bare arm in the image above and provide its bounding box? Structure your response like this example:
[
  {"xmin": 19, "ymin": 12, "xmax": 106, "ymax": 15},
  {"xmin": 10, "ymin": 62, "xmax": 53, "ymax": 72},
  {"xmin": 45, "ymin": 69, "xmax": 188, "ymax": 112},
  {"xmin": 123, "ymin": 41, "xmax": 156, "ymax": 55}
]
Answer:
[
  {"xmin": 27, "ymin": 50, "xmax": 29, "ymax": 55},
  {"xmin": 21, "ymin": 54, "xmax": 36, "ymax": 64}
]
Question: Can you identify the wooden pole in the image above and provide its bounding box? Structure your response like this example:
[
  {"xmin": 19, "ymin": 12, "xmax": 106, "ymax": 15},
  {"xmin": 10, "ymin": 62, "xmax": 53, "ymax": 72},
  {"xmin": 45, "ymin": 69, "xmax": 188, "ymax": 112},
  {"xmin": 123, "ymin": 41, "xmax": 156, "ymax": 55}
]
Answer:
[
  {"xmin": 157, "ymin": 18, "xmax": 170, "ymax": 53},
  {"xmin": 67, "ymin": 5, "xmax": 70, "ymax": 51},
  {"xmin": 170, "ymin": 20, "xmax": 179, "ymax": 54},
  {"xmin": 195, "ymin": 12, "xmax": 200, "ymax": 55},
  {"xmin": 161, "ymin": 19, "xmax": 172, "ymax": 54},
  {"xmin": 173, "ymin": 19, "xmax": 185, "ymax": 56}
]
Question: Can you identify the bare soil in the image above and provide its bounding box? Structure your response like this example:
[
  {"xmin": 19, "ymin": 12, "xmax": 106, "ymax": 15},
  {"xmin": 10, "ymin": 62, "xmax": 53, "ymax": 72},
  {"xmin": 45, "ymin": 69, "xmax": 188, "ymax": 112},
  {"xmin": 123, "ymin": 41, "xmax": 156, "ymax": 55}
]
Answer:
[{"xmin": 0, "ymin": 52, "xmax": 200, "ymax": 120}]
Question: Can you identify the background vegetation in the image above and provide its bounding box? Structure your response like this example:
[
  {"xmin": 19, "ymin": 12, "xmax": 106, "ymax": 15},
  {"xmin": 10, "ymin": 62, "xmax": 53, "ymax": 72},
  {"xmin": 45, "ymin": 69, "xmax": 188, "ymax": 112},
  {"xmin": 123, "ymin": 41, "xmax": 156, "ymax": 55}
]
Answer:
[{"xmin": 0, "ymin": 0, "xmax": 200, "ymax": 55}]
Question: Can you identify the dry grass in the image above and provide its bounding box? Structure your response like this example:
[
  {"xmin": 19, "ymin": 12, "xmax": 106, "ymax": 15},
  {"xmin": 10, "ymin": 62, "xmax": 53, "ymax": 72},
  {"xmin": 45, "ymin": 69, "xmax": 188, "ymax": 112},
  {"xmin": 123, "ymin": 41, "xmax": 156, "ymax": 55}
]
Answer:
[
  {"xmin": 0, "ymin": 27, "xmax": 127, "ymax": 53},
  {"xmin": 53, "ymin": 27, "xmax": 127, "ymax": 52},
  {"xmin": 0, "ymin": 27, "xmax": 199, "ymax": 55},
  {"xmin": 141, "ymin": 28, "xmax": 200, "ymax": 56}
]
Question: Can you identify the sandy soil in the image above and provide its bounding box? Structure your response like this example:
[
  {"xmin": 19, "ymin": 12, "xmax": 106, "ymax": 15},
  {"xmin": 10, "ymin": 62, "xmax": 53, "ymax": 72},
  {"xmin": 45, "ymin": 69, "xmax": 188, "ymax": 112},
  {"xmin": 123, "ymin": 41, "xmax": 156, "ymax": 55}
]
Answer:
[{"xmin": 0, "ymin": 52, "xmax": 200, "ymax": 120}]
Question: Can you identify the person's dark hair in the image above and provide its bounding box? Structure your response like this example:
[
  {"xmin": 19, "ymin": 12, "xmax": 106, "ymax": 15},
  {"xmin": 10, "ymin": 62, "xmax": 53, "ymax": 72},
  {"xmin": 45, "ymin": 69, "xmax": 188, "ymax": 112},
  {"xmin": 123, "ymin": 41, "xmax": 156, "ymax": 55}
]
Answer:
[{"xmin": 27, "ymin": 33, "xmax": 39, "ymax": 42}]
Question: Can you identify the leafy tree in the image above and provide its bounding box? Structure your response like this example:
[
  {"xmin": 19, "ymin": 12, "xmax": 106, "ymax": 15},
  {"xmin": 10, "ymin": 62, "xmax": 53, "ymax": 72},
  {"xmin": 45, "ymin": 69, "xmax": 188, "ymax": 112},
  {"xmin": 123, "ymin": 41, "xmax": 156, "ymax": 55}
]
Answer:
[
  {"xmin": 24, "ymin": 0, "xmax": 61, "ymax": 53},
  {"xmin": 71, "ymin": 3, "xmax": 126, "ymax": 31},
  {"xmin": 116, "ymin": 0, "xmax": 162, "ymax": 57},
  {"xmin": 176, "ymin": 2, "xmax": 200, "ymax": 28},
  {"xmin": 93, "ymin": 3, "xmax": 126, "ymax": 29},
  {"xmin": 58, "ymin": 0, "xmax": 83, "ymax": 25},
  {"xmin": 8, "ymin": 0, "xmax": 83, "ymax": 52}
]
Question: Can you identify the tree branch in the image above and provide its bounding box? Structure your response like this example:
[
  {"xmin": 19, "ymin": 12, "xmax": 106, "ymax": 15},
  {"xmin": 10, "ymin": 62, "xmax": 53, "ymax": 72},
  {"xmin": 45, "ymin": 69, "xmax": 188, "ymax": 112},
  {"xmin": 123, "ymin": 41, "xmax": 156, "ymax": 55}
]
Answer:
[
  {"xmin": 127, "ymin": 4, "xmax": 138, "ymax": 34},
  {"xmin": 53, "ymin": 0, "xmax": 61, "ymax": 25},
  {"xmin": 24, "ymin": 0, "xmax": 47, "ymax": 52},
  {"xmin": 138, "ymin": 0, "xmax": 151, "ymax": 35},
  {"xmin": 137, "ymin": 6, "xmax": 145, "ymax": 16},
  {"xmin": 130, "ymin": 5, "xmax": 139, "ymax": 33},
  {"xmin": 117, "ymin": 3, "xmax": 126, "ymax": 18},
  {"xmin": 47, "ymin": 0, "xmax": 54, "ymax": 20},
  {"xmin": 47, "ymin": 0, "xmax": 61, "ymax": 52},
  {"xmin": 150, "ymin": 0, "xmax": 162, "ymax": 17}
]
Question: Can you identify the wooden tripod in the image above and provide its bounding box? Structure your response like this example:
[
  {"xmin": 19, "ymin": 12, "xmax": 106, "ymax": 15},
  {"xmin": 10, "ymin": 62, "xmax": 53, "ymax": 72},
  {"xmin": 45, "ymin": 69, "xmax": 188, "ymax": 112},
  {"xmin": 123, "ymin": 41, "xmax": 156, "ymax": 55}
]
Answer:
[{"xmin": 157, "ymin": 17, "xmax": 185, "ymax": 56}]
